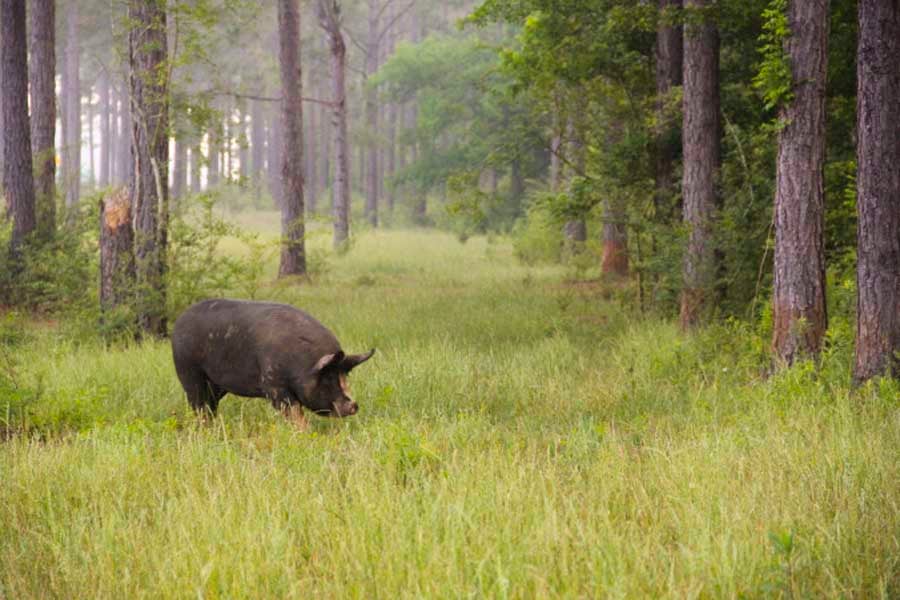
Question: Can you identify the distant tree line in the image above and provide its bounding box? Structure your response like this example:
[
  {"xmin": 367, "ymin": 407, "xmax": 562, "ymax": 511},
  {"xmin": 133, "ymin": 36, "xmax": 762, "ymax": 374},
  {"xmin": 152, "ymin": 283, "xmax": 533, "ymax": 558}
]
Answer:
[{"xmin": 0, "ymin": 0, "xmax": 896, "ymax": 383}]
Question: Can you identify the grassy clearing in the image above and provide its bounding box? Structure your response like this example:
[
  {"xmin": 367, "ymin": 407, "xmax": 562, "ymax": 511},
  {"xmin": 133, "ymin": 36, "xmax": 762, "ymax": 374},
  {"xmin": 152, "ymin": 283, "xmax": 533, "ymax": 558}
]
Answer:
[{"xmin": 1, "ymin": 227, "xmax": 898, "ymax": 598}]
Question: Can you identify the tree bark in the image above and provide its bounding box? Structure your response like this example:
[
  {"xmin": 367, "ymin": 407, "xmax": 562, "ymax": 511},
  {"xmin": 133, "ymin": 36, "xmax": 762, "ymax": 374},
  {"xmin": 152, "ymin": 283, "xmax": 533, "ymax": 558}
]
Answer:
[
  {"xmin": 29, "ymin": 0, "xmax": 56, "ymax": 240},
  {"xmin": 358, "ymin": 122, "xmax": 366, "ymax": 193},
  {"xmin": 854, "ymin": 0, "xmax": 900, "ymax": 382},
  {"xmin": 549, "ymin": 134, "xmax": 561, "ymax": 192},
  {"xmin": 2, "ymin": 0, "xmax": 36, "ymax": 256},
  {"xmin": 63, "ymin": 2, "xmax": 81, "ymax": 213},
  {"xmin": 207, "ymin": 124, "xmax": 219, "ymax": 187},
  {"xmin": 317, "ymin": 0, "xmax": 351, "ymax": 249},
  {"xmin": 222, "ymin": 117, "xmax": 231, "ymax": 182},
  {"xmin": 305, "ymin": 77, "xmax": 318, "ymax": 214},
  {"xmin": 251, "ymin": 96, "xmax": 265, "ymax": 201},
  {"xmin": 679, "ymin": 0, "xmax": 720, "ymax": 330},
  {"xmin": 87, "ymin": 91, "xmax": 95, "ymax": 187},
  {"xmin": 99, "ymin": 187, "xmax": 135, "ymax": 316},
  {"xmin": 365, "ymin": 0, "xmax": 380, "ymax": 227},
  {"xmin": 408, "ymin": 102, "xmax": 424, "ymax": 222},
  {"xmin": 601, "ymin": 199, "xmax": 629, "ymax": 276},
  {"xmin": 771, "ymin": 0, "xmax": 829, "ymax": 365},
  {"xmin": 386, "ymin": 95, "xmax": 397, "ymax": 214},
  {"xmin": 239, "ymin": 110, "xmax": 250, "ymax": 184},
  {"xmin": 320, "ymin": 94, "xmax": 332, "ymax": 199},
  {"xmin": 267, "ymin": 107, "xmax": 283, "ymax": 207},
  {"xmin": 172, "ymin": 137, "xmax": 187, "ymax": 202},
  {"xmin": 129, "ymin": 0, "xmax": 169, "ymax": 338},
  {"xmin": 116, "ymin": 80, "xmax": 132, "ymax": 186},
  {"xmin": 0, "ymin": 33, "xmax": 4, "ymax": 193},
  {"xmin": 98, "ymin": 71, "xmax": 111, "ymax": 188},
  {"xmin": 563, "ymin": 114, "xmax": 586, "ymax": 249},
  {"xmin": 277, "ymin": 0, "xmax": 306, "ymax": 276},
  {"xmin": 190, "ymin": 143, "xmax": 201, "ymax": 192},
  {"xmin": 655, "ymin": 0, "xmax": 683, "ymax": 222}
]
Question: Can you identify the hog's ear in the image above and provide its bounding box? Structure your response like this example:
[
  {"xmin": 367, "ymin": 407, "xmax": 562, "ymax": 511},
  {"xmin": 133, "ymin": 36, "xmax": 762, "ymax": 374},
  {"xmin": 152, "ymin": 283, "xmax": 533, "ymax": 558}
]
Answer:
[
  {"xmin": 312, "ymin": 351, "xmax": 345, "ymax": 375},
  {"xmin": 340, "ymin": 349, "xmax": 375, "ymax": 371}
]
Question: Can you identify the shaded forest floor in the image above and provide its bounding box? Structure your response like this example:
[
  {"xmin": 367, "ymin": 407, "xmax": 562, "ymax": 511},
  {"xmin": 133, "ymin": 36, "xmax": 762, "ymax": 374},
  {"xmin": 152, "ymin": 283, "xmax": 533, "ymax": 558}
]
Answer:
[{"xmin": 1, "ymin": 226, "xmax": 898, "ymax": 598}]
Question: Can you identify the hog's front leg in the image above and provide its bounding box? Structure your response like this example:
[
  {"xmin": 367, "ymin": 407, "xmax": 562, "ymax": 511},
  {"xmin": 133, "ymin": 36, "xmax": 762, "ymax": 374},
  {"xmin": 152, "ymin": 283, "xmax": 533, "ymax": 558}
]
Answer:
[
  {"xmin": 268, "ymin": 388, "xmax": 308, "ymax": 431},
  {"xmin": 281, "ymin": 403, "xmax": 309, "ymax": 431}
]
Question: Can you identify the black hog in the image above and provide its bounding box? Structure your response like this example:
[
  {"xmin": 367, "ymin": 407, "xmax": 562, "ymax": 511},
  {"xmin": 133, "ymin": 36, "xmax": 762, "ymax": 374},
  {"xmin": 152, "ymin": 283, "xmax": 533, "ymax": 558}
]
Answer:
[{"xmin": 171, "ymin": 299, "xmax": 374, "ymax": 423}]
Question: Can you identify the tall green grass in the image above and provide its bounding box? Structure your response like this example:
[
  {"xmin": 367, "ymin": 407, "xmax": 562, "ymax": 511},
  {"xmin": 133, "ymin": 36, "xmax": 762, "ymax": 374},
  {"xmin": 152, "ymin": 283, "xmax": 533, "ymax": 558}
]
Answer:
[{"xmin": 1, "ymin": 227, "xmax": 898, "ymax": 598}]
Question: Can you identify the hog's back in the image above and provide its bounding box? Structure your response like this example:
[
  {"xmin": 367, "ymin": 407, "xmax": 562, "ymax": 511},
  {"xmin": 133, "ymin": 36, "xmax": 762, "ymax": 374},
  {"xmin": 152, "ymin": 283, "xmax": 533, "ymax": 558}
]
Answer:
[{"xmin": 171, "ymin": 299, "xmax": 341, "ymax": 397}]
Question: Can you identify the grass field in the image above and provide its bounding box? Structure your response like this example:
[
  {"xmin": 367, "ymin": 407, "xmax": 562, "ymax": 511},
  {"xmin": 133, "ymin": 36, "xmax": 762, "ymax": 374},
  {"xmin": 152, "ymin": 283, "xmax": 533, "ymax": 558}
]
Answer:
[{"xmin": 1, "ymin": 225, "xmax": 898, "ymax": 598}]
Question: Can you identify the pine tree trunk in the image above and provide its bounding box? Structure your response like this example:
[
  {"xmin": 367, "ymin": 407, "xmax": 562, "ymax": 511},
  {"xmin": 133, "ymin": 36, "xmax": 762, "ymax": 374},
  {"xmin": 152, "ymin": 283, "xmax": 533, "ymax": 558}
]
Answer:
[
  {"xmin": 129, "ymin": 0, "xmax": 169, "ymax": 338},
  {"xmin": 113, "ymin": 85, "xmax": 122, "ymax": 185},
  {"xmin": 63, "ymin": 2, "xmax": 81, "ymax": 213},
  {"xmin": 239, "ymin": 111, "xmax": 250, "ymax": 184},
  {"xmin": 0, "ymin": 39, "xmax": 4, "ymax": 195},
  {"xmin": 601, "ymin": 199, "xmax": 629, "ymax": 276},
  {"xmin": 320, "ymin": 95, "xmax": 332, "ymax": 199},
  {"xmin": 87, "ymin": 93, "xmax": 95, "ymax": 187},
  {"xmin": 655, "ymin": 0, "xmax": 683, "ymax": 221},
  {"xmin": 172, "ymin": 137, "xmax": 187, "ymax": 202},
  {"xmin": 317, "ymin": 0, "xmax": 351, "ymax": 249},
  {"xmin": 563, "ymin": 114, "xmax": 586, "ymax": 249},
  {"xmin": 207, "ymin": 124, "xmax": 219, "ymax": 187},
  {"xmin": 679, "ymin": 0, "xmax": 720, "ymax": 330},
  {"xmin": 771, "ymin": 0, "xmax": 829, "ymax": 364},
  {"xmin": 190, "ymin": 144, "xmax": 202, "ymax": 192},
  {"xmin": 317, "ymin": 53, "xmax": 330, "ymax": 199},
  {"xmin": 305, "ymin": 79, "xmax": 318, "ymax": 215},
  {"xmin": 2, "ymin": 0, "xmax": 36, "ymax": 256},
  {"xmin": 251, "ymin": 96, "xmax": 265, "ymax": 202},
  {"xmin": 29, "ymin": 0, "xmax": 56, "ymax": 241},
  {"xmin": 510, "ymin": 158, "xmax": 524, "ymax": 201},
  {"xmin": 222, "ymin": 117, "xmax": 231, "ymax": 182},
  {"xmin": 854, "ymin": 0, "xmax": 900, "ymax": 382},
  {"xmin": 99, "ymin": 187, "xmax": 135, "ymax": 316},
  {"xmin": 563, "ymin": 220, "xmax": 586, "ymax": 244},
  {"xmin": 549, "ymin": 134, "xmax": 561, "ymax": 192},
  {"xmin": 277, "ymin": 0, "xmax": 306, "ymax": 277},
  {"xmin": 365, "ymin": 0, "xmax": 380, "ymax": 227},
  {"xmin": 386, "ymin": 96, "xmax": 397, "ymax": 214},
  {"xmin": 116, "ymin": 82, "xmax": 132, "ymax": 186},
  {"xmin": 408, "ymin": 101, "xmax": 424, "ymax": 222},
  {"xmin": 99, "ymin": 71, "xmax": 111, "ymax": 188},
  {"xmin": 358, "ymin": 126, "xmax": 366, "ymax": 193},
  {"xmin": 267, "ymin": 108, "xmax": 283, "ymax": 207}
]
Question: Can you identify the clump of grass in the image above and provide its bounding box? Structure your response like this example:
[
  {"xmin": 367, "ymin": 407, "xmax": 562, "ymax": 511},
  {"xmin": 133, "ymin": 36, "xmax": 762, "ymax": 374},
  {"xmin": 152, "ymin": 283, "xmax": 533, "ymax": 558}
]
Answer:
[{"xmin": 1, "ymin": 226, "xmax": 898, "ymax": 598}]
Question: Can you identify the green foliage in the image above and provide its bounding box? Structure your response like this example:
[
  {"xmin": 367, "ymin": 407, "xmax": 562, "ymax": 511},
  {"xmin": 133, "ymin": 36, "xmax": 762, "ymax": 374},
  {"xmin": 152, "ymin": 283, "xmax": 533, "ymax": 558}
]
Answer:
[
  {"xmin": 377, "ymin": 33, "xmax": 547, "ymax": 232},
  {"xmin": 753, "ymin": 0, "xmax": 793, "ymax": 111},
  {"xmin": 166, "ymin": 193, "xmax": 280, "ymax": 319},
  {"xmin": 511, "ymin": 202, "xmax": 563, "ymax": 265},
  {"xmin": 0, "ymin": 197, "xmax": 99, "ymax": 314}
]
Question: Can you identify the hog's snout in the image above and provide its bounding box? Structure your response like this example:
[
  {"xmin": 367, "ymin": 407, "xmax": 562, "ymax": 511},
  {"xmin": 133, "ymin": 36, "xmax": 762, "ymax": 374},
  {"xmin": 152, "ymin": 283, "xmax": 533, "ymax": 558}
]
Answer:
[{"xmin": 332, "ymin": 400, "xmax": 358, "ymax": 417}]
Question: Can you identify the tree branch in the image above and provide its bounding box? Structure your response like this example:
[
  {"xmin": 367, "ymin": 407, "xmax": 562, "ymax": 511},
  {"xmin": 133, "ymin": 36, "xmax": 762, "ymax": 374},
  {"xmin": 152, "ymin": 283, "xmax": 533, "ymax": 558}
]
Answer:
[
  {"xmin": 343, "ymin": 24, "xmax": 369, "ymax": 56},
  {"xmin": 212, "ymin": 90, "xmax": 337, "ymax": 107},
  {"xmin": 377, "ymin": 0, "xmax": 415, "ymax": 43}
]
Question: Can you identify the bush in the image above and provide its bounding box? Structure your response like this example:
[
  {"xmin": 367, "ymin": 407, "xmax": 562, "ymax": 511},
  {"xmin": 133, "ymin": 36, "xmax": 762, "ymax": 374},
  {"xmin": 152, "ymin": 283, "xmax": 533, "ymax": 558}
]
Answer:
[
  {"xmin": 0, "ymin": 195, "xmax": 99, "ymax": 314},
  {"xmin": 511, "ymin": 203, "xmax": 563, "ymax": 265},
  {"xmin": 167, "ymin": 193, "xmax": 280, "ymax": 319}
]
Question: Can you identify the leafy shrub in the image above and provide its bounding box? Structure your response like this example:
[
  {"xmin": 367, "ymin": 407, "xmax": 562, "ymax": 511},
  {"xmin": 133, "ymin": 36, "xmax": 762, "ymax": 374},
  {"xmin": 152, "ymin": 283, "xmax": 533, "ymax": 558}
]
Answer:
[
  {"xmin": 511, "ymin": 203, "xmax": 563, "ymax": 265},
  {"xmin": 167, "ymin": 193, "xmax": 281, "ymax": 318},
  {"xmin": 0, "ymin": 195, "xmax": 99, "ymax": 313}
]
